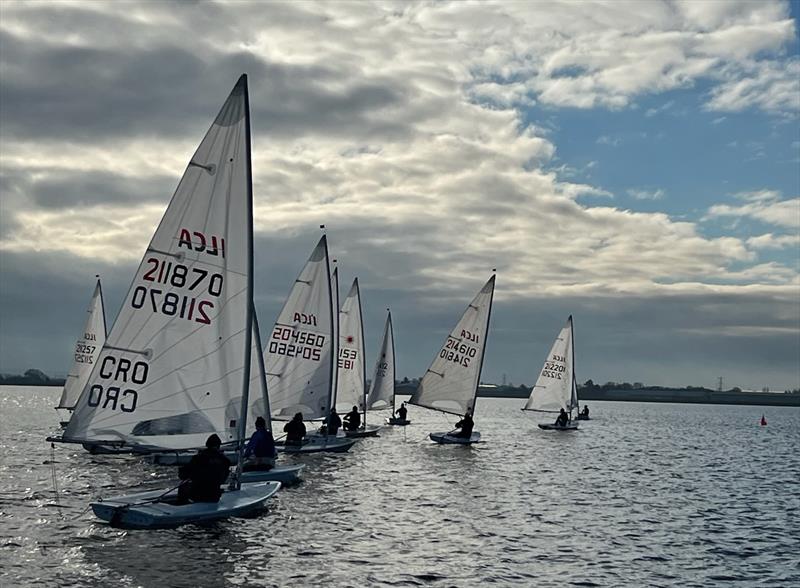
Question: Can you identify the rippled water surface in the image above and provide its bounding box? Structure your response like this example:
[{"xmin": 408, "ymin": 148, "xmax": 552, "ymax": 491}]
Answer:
[{"xmin": 1, "ymin": 385, "xmax": 798, "ymax": 587}]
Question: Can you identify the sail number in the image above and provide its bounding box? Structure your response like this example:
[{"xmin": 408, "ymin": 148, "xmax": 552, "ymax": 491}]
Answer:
[
  {"xmin": 74, "ymin": 341, "xmax": 96, "ymax": 364},
  {"xmin": 130, "ymin": 257, "xmax": 224, "ymax": 325},
  {"xmin": 375, "ymin": 361, "xmax": 388, "ymax": 377},
  {"xmin": 339, "ymin": 348, "xmax": 358, "ymax": 370},
  {"xmin": 84, "ymin": 355, "xmax": 147, "ymax": 413},
  {"xmin": 541, "ymin": 357, "xmax": 567, "ymax": 380},
  {"xmin": 269, "ymin": 326, "xmax": 324, "ymax": 360},
  {"xmin": 439, "ymin": 336, "xmax": 477, "ymax": 368}
]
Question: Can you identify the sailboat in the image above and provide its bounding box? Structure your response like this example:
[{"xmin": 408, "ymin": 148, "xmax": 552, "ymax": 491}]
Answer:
[
  {"xmin": 56, "ymin": 277, "xmax": 107, "ymax": 428},
  {"xmin": 409, "ymin": 275, "xmax": 495, "ymax": 444},
  {"xmin": 266, "ymin": 237, "xmax": 355, "ymax": 453},
  {"xmin": 49, "ymin": 75, "xmax": 280, "ymax": 527},
  {"xmin": 337, "ymin": 278, "xmax": 380, "ymax": 437},
  {"xmin": 523, "ymin": 315, "xmax": 580, "ymax": 431},
  {"xmin": 366, "ymin": 310, "xmax": 406, "ymax": 425}
]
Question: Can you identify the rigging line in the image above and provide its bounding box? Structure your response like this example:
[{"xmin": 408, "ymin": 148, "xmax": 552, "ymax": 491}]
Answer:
[{"xmin": 49, "ymin": 443, "xmax": 64, "ymax": 520}]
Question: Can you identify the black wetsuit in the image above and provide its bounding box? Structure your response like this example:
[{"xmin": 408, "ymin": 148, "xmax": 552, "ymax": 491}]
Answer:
[
  {"xmin": 396, "ymin": 405, "xmax": 408, "ymax": 420},
  {"xmin": 284, "ymin": 419, "xmax": 307, "ymax": 446},
  {"xmin": 178, "ymin": 447, "xmax": 232, "ymax": 503},
  {"xmin": 344, "ymin": 409, "xmax": 361, "ymax": 431},
  {"xmin": 326, "ymin": 412, "xmax": 342, "ymax": 435},
  {"xmin": 454, "ymin": 414, "xmax": 474, "ymax": 438}
]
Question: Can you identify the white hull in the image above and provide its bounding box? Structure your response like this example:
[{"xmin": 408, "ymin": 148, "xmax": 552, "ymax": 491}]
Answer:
[
  {"xmin": 90, "ymin": 481, "xmax": 280, "ymax": 529},
  {"xmin": 538, "ymin": 423, "xmax": 579, "ymax": 431},
  {"xmin": 239, "ymin": 464, "xmax": 304, "ymax": 486},
  {"xmin": 386, "ymin": 417, "xmax": 411, "ymax": 426},
  {"xmin": 276, "ymin": 436, "xmax": 356, "ymax": 453},
  {"xmin": 344, "ymin": 424, "xmax": 381, "ymax": 438},
  {"xmin": 429, "ymin": 431, "xmax": 481, "ymax": 444}
]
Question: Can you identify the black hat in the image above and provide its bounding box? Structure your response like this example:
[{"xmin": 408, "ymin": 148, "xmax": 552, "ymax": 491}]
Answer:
[
  {"xmin": 255, "ymin": 416, "xmax": 266, "ymax": 428},
  {"xmin": 206, "ymin": 434, "xmax": 222, "ymax": 448}
]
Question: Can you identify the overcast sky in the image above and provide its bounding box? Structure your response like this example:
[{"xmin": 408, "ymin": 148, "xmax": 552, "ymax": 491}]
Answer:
[{"xmin": 1, "ymin": 1, "xmax": 798, "ymax": 392}]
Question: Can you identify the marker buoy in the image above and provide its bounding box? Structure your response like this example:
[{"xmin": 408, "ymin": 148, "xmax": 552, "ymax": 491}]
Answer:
[{"xmin": 760, "ymin": 414, "xmax": 767, "ymax": 426}]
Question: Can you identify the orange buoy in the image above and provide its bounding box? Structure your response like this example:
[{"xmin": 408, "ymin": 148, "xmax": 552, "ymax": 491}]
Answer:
[{"xmin": 760, "ymin": 414, "xmax": 767, "ymax": 426}]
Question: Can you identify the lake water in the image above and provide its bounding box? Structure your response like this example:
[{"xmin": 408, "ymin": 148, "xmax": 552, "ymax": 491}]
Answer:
[{"xmin": 1, "ymin": 385, "xmax": 798, "ymax": 587}]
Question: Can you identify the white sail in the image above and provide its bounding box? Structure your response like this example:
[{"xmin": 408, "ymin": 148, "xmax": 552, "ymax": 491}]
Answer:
[
  {"xmin": 336, "ymin": 278, "xmax": 366, "ymax": 412},
  {"xmin": 366, "ymin": 310, "xmax": 395, "ymax": 410},
  {"xmin": 523, "ymin": 316, "xmax": 577, "ymax": 413},
  {"xmin": 57, "ymin": 278, "xmax": 107, "ymax": 410},
  {"xmin": 410, "ymin": 275, "xmax": 495, "ymax": 416},
  {"xmin": 65, "ymin": 76, "xmax": 254, "ymax": 451},
  {"xmin": 265, "ymin": 237, "xmax": 335, "ymax": 421}
]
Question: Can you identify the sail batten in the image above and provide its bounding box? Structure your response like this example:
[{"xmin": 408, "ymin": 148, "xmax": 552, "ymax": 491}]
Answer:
[
  {"xmin": 64, "ymin": 77, "xmax": 254, "ymax": 451},
  {"xmin": 410, "ymin": 275, "xmax": 495, "ymax": 417}
]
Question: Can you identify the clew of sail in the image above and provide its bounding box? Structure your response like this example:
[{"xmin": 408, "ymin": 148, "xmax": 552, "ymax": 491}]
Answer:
[
  {"xmin": 366, "ymin": 310, "xmax": 395, "ymax": 410},
  {"xmin": 64, "ymin": 76, "xmax": 253, "ymax": 451},
  {"xmin": 264, "ymin": 237, "xmax": 335, "ymax": 421},
  {"xmin": 523, "ymin": 316, "xmax": 577, "ymax": 413},
  {"xmin": 336, "ymin": 278, "xmax": 366, "ymax": 412},
  {"xmin": 57, "ymin": 278, "xmax": 108, "ymax": 410},
  {"xmin": 410, "ymin": 275, "xmax": 495, "ymax": 416}
]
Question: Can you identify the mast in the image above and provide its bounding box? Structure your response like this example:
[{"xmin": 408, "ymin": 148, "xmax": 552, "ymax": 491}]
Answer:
[
  {"xmin": 233, "ymin": 73, "xmax": 254, "ymax": 490},
  {"xmin": 569, "ymin": 315, "xmax": 578, "ymax": 418},
  {"xmin": 355, "ymin": 278, "xmax": 367, "ymax": 428},
  {"xmin": 253, "ymin": 307, "xmax": 271, "ymax": 429},
  {"xmin": 470, "ymin": 272, "xmax": 495, "ymax": 415},
  {"xmin": 388, "ymin": 309, "xmax": 395, "ymax": 415},
  {"xmin": 330, "ymin": 266, "xmax": 340, "ymax": 416},
  {"xmin": 96, "ymin": 275, "xmax": 108, "ymax": 338}
]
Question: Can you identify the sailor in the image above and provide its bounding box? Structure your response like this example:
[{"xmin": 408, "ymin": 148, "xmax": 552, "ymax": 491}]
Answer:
[
  {"xmin": 177, "ymin": 434, "xmax": 232, "ymax": 503},
  {"xmin": 454, "ymin": 409, "xmax": 474, "ymax": 438},
  {"xmin": 555, "ymin": 408, "xmax": 569, "ymax": 427},
  {"xmin": 284, "ymin": 412, "xmax": 307, "ymax": 446},
  {"xmin": 581, "ymin": 405, "xmax": 590, "ymax": 418},
  {"xmin": 325, "ymin": 408, "xmax": 342, "ymax": 436},
  {"xmin": 395, "ymin": 402, "xmax": 408, "ymax": 421},
  {"xmin": 343, "ymin": 406, "xmax": 361, "ymax": 431},
  {"xmin": 242, "ymin": 416, "xmax": 276, "ymax": 471}
]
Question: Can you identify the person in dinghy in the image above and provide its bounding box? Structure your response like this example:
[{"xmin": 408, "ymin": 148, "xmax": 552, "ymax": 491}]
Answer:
[
  {"xmin": 321, "ymin": 408, "xmax": 342, "ymax": 436},
  {"xmin": 555, "ymin": 408, "xmax": 569, "ymax": 428},
  {"xmin": 284, "ymin": 412, "xmax": 307, "ymax": 446},
  {"xmin": 177, "ymin": 434, "xmax": 232, "ymax": 504},
  {"xmin": 343, "ymin": 406, "xmax": 361, "ymax": 431},
  {"xmin": 396, "ymin": 402, "xmax": 408, "ymax": 422},
  {"xmin": 453, "ymin": 409, "xmax": 475, "ymax": 439},
  {"xmin": 242, "ymin": 416, "xmax": 277, "ymax": 471}
]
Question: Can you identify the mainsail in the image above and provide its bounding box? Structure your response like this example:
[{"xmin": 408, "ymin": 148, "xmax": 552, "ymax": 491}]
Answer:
[
  {"xmin": 264, "ymin": 237, "xmax": 335, "ymax": 421},
  {"xmin": 57, "ymin": 278, "xmax": 107, "ymax": 410},
  {"xmin": 366, "ymin": 310, "xmax": 395, "ymax": 411},
  {"xmin": 64, "ymin": 76, "xmax": 254, "ymax": 451},
  {"xmin": 523, "ymin": 316, "xmax": 578, "ymax": 414},
  {"xmin": 336, "ymin": 278, "xmax": 366, "ymax": 413},
  {"xmin": 410, "ymin": 275, "xmax": 495, "ymax": 416}
]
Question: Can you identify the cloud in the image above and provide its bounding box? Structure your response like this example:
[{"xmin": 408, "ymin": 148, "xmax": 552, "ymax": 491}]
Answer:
[
  {"xmin": 0, "ymin": 1, "xmax": 798, "ymax": 389},
  {"xmin": 707, "ymin": 191, "xmax": 800, "ymax": 228},
  {"xmin": 746, "ymin": 233, "xmax": 800, "ymax": 250},
  {"xmin": 706, "ymin": 58, "xmax": 800, "ymax": 115},
  {"xmin": 627, "ymin": 188, "xmax": 666, "ymax": 200}
]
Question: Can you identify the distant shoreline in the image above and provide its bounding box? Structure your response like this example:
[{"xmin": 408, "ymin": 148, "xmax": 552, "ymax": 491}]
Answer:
[
  {"xmin": 3, "ymin": 379, "xmax": 798, "ymax": 408},
  {"xmin": 398, "ymin": 384, "xmax": 800, "ymax": 407}
]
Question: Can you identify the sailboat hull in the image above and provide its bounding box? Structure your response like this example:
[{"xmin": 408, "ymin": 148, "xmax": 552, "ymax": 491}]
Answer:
[
  {"xmin": 538, "ymin": 423, "xmax": 579, "ymax": 431},
  {"xmin": 429, "ymin": 431, "xmax": 481, "ymax": 444},
  {"xmin": 276, "ymin": 436, "xmax": 356, "ymax": 453},
  {"xmin": 344, "ymin": 425, "xmax": 381, "ymax": 438},
  {"xmin": 386, "ymin": 417, "xmax": 411, "ymax": 426},
  {"xmin": 90, "ymin": 481, "xmax": 281, "ymax": 529},
  {"xmin": 239, "ymin": 464, "xmax": 304, "ymax": 486}
]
